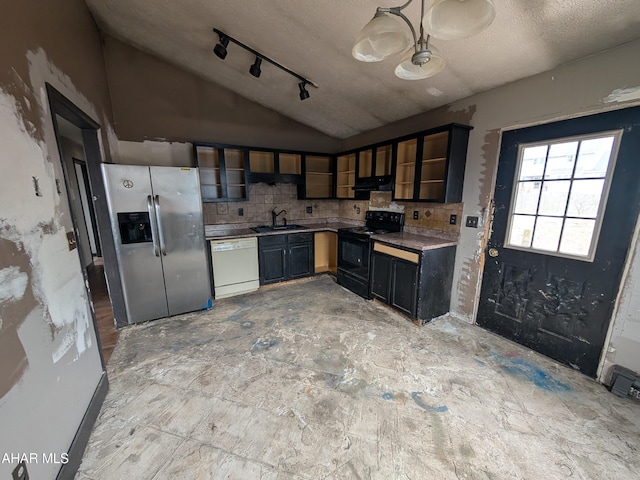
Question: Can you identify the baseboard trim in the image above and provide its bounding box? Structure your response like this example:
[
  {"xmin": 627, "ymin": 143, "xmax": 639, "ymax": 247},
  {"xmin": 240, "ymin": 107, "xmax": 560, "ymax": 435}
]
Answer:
[{"xmin": 56, "ymin": 371, "xmax": 109, "ymax": 480}]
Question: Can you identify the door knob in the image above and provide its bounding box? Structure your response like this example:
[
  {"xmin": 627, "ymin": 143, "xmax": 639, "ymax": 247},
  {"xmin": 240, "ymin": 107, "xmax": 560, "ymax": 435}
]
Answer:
[{"xmin": 488, "ymin": 248, "xmax": 499, "ymax": 257}]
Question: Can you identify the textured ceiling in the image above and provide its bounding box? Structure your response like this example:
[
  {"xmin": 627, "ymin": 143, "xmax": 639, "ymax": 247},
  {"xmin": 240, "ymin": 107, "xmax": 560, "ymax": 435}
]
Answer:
[{"xmin": 85, "ymin": 0, "xmax": 640, "ymax": 139}]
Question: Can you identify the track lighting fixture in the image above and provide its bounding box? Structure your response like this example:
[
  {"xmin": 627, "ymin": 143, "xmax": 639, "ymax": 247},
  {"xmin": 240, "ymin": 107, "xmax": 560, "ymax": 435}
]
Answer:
[
  {"xmin": 298, "ymin": 82, "xmax": 310, "ymax": 101},
  {"xmin": 212, "ymin": 28, "xmax": 318, "ymax": 100},
  {"xmin": 353, "ymin": 0, "xmax": 495, "ymax": 80},
  {"xmin": 249, "ymin": 57, "xmax": 262, "ymax": 78},
  {"xmin": 213, "ymin": 34, "xmax": 229, "ymax": 60}
]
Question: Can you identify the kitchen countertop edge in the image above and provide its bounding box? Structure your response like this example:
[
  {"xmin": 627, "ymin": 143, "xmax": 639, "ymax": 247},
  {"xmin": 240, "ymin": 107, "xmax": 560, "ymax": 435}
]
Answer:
[{"xmin": 207, "ymin": 224, "xmax": 458, "ymax": 251}]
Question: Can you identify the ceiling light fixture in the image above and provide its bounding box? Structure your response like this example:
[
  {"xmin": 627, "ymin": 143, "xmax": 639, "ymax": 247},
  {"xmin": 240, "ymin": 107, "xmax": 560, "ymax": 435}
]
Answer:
[
  {"xmin": 213, "ymin": 28, "xmax": 318, "ymax": 100},
  {"xmin": 353, "ymin": 0, "xmax": 495, "ymax": 80},
  {"xmin": 298, "ymin": 82, "xmax": 310, "ymax": 101},
  {"xmin": 214, "ymin": 34, "xmax": 229, "ymax": 60},
  {"xmin": 249, "ymin": 57, "xmax": 262, "ymax": 78}
]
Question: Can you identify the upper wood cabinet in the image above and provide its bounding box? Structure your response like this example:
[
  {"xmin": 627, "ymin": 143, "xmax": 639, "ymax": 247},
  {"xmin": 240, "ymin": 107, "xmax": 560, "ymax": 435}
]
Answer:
[
  {"xmin": 393, "ymin": 124, "xmax": 471, "ymax": 203},
  {"xmin": 336, "ymin": 153, "xmax": 356, "ymax": 199},
  {"xmin": 248, "ymin": 150, "xmax": 302, "ymax": 184},
  {"xmin": 194, "ymin": 143, "xmax": 248, "ymax": 202},
  {"xmin": 299, "ymin": 155, "xmax": 334, "ymax": 199}
]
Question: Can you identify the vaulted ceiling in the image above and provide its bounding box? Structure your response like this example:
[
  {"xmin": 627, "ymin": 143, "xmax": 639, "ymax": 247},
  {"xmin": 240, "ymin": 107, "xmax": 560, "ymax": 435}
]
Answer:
[{"xmin": 85, "ymin": 0, "xmax": 640, "ymax": 139}]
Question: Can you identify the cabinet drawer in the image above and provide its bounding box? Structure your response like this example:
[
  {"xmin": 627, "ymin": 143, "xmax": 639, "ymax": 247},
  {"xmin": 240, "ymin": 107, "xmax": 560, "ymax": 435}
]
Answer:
[
  {"xmin": 373, "ymin": 243, "xmax": 419, "ymax": 264},
  {"xmin": 288, "ymin": 232, "xmax": 313, "ymax": 244},
  {"xmin": 259, "ymin": 234, "xmax": 286, "ymax": 247}
]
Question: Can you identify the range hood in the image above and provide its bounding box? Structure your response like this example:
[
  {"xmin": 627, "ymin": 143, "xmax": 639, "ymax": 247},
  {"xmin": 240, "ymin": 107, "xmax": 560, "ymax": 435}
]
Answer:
[{"xmin": 353, "ymin": 175, "xmax": 393, "ymax": 191}]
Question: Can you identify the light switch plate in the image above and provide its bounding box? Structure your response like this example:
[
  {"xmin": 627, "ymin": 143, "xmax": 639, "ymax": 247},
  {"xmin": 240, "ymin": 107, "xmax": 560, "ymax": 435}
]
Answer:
[
  {"xmin": 449, "ymin": 214, "xmax": 457, "ymax": 225},
  {"xmin": 66, "ymin": 231, "xmax": 77, "ymax": 251}
]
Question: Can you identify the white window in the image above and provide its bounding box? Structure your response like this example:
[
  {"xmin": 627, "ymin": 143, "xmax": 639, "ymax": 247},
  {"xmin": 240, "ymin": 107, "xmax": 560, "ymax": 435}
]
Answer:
[{"xmin": 505, "ymin": 130, "xmax": 621, "ymax": 261}]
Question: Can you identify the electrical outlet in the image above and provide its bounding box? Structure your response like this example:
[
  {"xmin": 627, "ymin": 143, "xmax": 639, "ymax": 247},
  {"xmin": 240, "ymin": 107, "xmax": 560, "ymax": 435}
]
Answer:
[
  {"xmin": 449, "ymin": 214, "xmax": 457, "ymax": 225},
  {"xmin": 238, "ymin": 208, "xmax": 244, "ymax": 216},
  {"xmin": 466, "ymin": 216, "xmax": 479, "ymax": 228},
  {"xmin": 306, "ymin": 206, "xmax": 313, "ymax": 214},
  {"xmin": 13, "ymin": 461, "xmax": 29, "ymax": 480},
  {"xmin": 413, "ymin": 210, "xmax": 419, "ymax": 220}
]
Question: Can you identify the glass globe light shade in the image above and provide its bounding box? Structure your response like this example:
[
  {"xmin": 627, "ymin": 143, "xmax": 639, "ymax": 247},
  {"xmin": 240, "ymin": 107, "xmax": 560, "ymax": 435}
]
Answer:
[
  {"xmin": 423, "ymin": 0, "xmax": 496, "ymax": 41},
  {"xmin": 352, "ymin": 13, "xmax": 411, "ymax": 62},
  {"xmin": 394, "ymin": 46, "xmax": 445, "ymax": 80}
]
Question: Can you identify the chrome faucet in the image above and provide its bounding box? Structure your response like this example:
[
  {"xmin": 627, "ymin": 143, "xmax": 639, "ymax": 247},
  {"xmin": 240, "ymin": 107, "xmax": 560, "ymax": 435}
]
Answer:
[{"xmin": 272, "ymin": 208, "xmax": 287, "ymax": 227}]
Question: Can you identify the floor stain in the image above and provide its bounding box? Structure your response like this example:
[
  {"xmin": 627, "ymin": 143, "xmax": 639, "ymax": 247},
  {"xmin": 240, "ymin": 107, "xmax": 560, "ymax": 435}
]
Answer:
[
  {"xmin": 251, "ymin": 338, "xmax": 279, "ymax": 351},
  {"xmin": 410, "ymin": 391, "xmax": 448, "ymax": 413},
  {"xmin": 490, "ymin": 353, "xmax": 571, "ymax": 392}
]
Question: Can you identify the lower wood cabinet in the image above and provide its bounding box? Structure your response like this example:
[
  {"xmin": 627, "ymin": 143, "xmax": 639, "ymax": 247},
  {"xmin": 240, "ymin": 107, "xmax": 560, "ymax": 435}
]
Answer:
[
  {"xmin": 371, "ymin": 242, "xmax": 456, "ymax": 324},
  {"xmin": 258, "ymin": 233, "xmax": 314, "ymax": 285}
]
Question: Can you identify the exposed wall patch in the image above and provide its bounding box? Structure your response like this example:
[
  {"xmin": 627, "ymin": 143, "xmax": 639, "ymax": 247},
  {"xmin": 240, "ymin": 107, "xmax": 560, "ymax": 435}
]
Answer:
[{"xmin": 604, "ymin": 86, "xmax": 640, "ymax": 104}]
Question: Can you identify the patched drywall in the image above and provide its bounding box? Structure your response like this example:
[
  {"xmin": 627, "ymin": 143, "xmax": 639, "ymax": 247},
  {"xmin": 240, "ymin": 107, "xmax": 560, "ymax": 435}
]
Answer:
[
  {"xmin": 601, "ymin": 218, "xmax": 640, "ymax": 383},
  {"xmin": 0, "ymin": 0, "xmax": 113, "ymax": 478}
]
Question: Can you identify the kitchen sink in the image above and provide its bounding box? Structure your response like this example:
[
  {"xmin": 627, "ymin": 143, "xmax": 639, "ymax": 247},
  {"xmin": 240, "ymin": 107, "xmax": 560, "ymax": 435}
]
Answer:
[{"xmin": 250, "ymin": 224, "xmax": 308, "ymax": 233}]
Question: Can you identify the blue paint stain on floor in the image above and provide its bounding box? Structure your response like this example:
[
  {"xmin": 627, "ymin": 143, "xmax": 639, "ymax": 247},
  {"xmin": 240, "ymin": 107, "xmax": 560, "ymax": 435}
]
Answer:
[
  {"xmin": 251, "ymin": 338, "xmax": 279, "ymax": 351},
  {"xmin": 490, "ymin": 353, "xmax": 571, "ymax": 392},
  {"xmin": 410, "ymin": 392, "xmax": 448, "ymax": 413},
  {"xmin": 381, "ymin": 392, "xmax": 394, "ymax": 400},
  {"xmin": 474, "ymin": 359, "xmax": 487, "ymax": 366}
]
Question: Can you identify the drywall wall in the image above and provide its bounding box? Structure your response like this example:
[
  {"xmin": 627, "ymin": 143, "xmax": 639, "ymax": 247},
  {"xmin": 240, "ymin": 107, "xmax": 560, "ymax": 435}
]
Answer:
[
  {"xmin": 116, "ymin": 139, "xmax": 193, "ymax": 167},
  {"xmin": 0, "ymin": 0, "xmax": 114, "ymax": 478},
  {"xmin": 103, "ymin": 36, "xmax": 342, "ymax": 153},
  {"xmin": 342, "ymin": 39, "xmax": 640, "ymax": 382}
]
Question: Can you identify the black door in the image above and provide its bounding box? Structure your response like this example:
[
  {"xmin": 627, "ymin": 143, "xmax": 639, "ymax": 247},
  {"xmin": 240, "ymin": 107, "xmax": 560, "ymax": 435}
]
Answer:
[
  {"xmin": 258, "ymin": 235, "xmax": 287, "ymax": 285},
  {"xmin": 370, "ymin": 252, "xmax": 391, "ymax": 303},
  {"xmin": 477, "ymin": 107, "xmax": 640, "ymax": 377},
  {"xmin": 289, "ymin": 233, "xmax": 314, "ymax": 279},
  {"xmin": 391, "ymin": 258, "xmax": 418, "ymax": 317}
]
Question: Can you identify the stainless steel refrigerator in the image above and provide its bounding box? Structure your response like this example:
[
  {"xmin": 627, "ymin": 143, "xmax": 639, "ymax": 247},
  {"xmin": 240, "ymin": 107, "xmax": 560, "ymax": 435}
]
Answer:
[{"xmin": 102, "ymin": 164, "xmax": 212, "ymax": 324}]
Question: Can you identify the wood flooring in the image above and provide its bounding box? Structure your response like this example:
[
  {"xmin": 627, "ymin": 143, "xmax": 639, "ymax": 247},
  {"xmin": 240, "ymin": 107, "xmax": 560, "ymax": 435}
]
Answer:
[{"xmin": 87, "ymin": 262, "xmax": 119, "ymax": 364}]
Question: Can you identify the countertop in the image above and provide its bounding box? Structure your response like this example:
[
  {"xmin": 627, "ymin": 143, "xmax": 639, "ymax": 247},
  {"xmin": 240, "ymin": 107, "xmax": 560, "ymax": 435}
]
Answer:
[
  {"xmin": 205, "ymin": 222, "xmax": 359, "ymax": 241},
  {"xmin": 206, "ymin": 223, "xmax": 458, "ymax": 251},
  {"xmin": 370, "ymin": 231, "xmax": 458, "ymax": 251}
]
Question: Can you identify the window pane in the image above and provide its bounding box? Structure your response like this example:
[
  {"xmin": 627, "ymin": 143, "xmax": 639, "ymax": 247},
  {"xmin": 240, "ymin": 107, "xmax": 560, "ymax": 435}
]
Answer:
[
  {"xmin": 545, "ymin": 142, "xmax": 578, "ymax": 179},
  {"xmin": 566, "ymin": 179, "xmax": 604, "ymax": 218},
  {"xmin": 560, "ymin": 219, "xmax": 596, "ymax": 256},
  {"xmin": 514, "ymin": 181, "xmax": 541, "ymax": 214},
  {"xmin": 508, "ymin": 215, "xmax": 535, "ymax": 248},
  {"xmin": 520, "ymin": 145, "xmax": 547, "ymax": 180},
  {"xmin": 538, "ymin": 180, "xmax": 570, "ymax": 216},
  {"xmin": 532, "ymin": 217, "xmax": 563, "ymax": 251},
  {"xmin": 575, "ymin": 136, "xmax": 614, "ymax": 178}
]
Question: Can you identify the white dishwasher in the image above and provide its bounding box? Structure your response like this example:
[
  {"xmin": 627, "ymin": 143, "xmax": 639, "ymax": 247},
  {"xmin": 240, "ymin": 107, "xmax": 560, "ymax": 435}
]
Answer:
[{"xmin": 210, "ymin": 237, "xmax": 260, "ymax": 299}]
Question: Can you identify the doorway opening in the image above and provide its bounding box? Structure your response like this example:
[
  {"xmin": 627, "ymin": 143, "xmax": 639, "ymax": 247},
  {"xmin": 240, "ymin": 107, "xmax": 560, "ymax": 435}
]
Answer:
[{"xmin": 47, "ymin": 84, "xmax": 127, "ymax": 364}]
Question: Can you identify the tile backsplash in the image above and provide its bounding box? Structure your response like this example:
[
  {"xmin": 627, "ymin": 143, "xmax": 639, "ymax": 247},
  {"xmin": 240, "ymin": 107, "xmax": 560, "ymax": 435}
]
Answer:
[
  {"xmin": 204, "ymin": 184, "xmax": 462, "ymax": 235},
  {"xmin": 203, "ymin": 183, "xmax": 366, "ymax": 226}
]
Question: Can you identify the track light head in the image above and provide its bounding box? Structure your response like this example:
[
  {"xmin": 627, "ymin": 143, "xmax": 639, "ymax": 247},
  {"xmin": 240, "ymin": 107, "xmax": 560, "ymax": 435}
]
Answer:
[
  {"xmin": 298, "ymin": 82, "xmax": 310, "ymax": 101},
  {"xmin": 249, "ymin": 57, "xmax": 262, "ymax": 78},
  {"xmin": 214, "ymin": 35, "xmax": 229, "ymax": 59}
]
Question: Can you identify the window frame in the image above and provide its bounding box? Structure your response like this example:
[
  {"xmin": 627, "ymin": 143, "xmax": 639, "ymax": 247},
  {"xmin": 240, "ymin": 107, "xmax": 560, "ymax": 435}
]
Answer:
[{"xmin": 503, "ymin": 129, "xmax": 623, "ymax": 262}]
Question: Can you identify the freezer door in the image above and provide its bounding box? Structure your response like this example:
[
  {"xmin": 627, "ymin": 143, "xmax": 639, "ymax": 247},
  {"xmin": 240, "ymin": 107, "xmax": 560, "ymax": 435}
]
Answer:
[
  {"xmin": 101, "ymin": 164, "xmax": 169, "ymax": 323},
  {"xmin": 150, "ymin": 166, "xmax": 212, "ymax": 316}
]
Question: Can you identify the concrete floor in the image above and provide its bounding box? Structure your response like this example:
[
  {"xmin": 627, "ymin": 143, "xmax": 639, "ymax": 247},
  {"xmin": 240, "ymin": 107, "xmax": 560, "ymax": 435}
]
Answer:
[{"xmin": 76, "ymin": 275, "xmax": 640, "ymax": 479}]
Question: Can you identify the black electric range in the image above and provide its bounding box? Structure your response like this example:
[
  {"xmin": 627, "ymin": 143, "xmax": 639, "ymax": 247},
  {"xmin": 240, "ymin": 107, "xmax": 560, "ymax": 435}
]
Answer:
[{"xmin": 337, "ymin": 211, "xmax": 404, "ymax": 299}]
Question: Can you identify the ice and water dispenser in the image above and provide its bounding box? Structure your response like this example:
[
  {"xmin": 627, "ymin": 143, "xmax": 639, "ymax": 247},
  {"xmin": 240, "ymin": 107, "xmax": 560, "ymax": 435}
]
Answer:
[{"xmin": 117, "ymin": 212, "xmax": 153, "ymax": 244}]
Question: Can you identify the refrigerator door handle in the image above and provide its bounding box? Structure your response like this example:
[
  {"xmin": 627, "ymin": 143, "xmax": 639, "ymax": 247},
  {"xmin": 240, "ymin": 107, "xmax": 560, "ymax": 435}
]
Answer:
[
  {"xmin": 154, "ymin": 194, "xmax": 168, "ymax": 256},
  {"xmin": 147, "ymin": 195, "xmax": 160, "ymax": 257}
]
